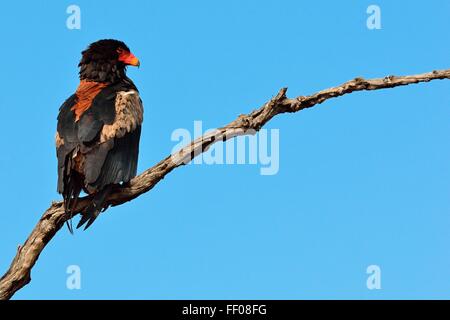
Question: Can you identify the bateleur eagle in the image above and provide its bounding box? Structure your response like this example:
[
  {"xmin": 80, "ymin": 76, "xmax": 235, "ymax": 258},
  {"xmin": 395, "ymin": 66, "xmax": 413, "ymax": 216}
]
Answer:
[{"xmin": 56, "ymin": 39, "xmax": 143, "ymax": 231}]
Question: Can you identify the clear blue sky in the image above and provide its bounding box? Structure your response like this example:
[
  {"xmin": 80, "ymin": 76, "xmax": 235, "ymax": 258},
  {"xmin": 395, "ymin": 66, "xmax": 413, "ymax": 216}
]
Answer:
[{"xmin": 0, "ymin": 0, "xmax": 449, "ymax": 299}]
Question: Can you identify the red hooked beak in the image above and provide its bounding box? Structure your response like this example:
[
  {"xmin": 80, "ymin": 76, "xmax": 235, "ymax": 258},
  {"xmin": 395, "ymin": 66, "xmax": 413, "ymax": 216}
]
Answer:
[{"xmin": 118, "ymin": 50, "xmax": 140, "ymax": 67}]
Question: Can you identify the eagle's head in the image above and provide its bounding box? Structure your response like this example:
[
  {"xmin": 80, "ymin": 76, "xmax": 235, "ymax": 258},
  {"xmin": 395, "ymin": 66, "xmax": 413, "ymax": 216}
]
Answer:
[{"xmin": 78, "ymin": 39, "xmax": 140, "ymax": 83}]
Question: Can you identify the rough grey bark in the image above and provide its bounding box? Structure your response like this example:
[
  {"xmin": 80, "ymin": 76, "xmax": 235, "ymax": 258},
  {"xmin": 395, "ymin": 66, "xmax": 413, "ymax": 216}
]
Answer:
[{"xmin": 1, "ymin": 69, "xmax": 449, "ymax": 300}]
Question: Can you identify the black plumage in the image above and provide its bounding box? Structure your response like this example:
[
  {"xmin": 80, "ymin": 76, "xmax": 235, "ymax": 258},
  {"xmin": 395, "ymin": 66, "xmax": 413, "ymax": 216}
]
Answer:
[{"xmin": 56, "ymin": 39, "xmax": 143, "ymax": 231}]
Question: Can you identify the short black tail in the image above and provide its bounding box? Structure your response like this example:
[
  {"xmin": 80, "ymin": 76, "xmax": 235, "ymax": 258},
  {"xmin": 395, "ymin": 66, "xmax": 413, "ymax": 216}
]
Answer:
[
  {"xmin": 63, "ymin": 171, "xmax": 83, "ymax": 234},
  {"xmin": 76, "ymin": 185, "xmax": 113, "ymax": 230}
]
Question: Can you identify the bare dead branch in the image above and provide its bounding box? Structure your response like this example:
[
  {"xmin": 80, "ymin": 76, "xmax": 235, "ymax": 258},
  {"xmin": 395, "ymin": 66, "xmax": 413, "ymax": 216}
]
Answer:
[{"xmin": 1, "ymin": 69, "xmax": 449, "ymax": 300}]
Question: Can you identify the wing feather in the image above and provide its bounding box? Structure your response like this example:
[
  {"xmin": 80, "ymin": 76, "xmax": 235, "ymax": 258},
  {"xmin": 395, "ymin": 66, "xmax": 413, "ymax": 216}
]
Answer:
[{"xmin": 56, "ymin": 84, "xmax": 143, "ymax": 195}]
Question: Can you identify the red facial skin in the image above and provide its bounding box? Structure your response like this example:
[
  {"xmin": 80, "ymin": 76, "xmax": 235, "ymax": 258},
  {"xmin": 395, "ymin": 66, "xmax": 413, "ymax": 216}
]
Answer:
[{"xmin": 117, "ymin": 49, "xmax": 140, "ymax": 67}]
